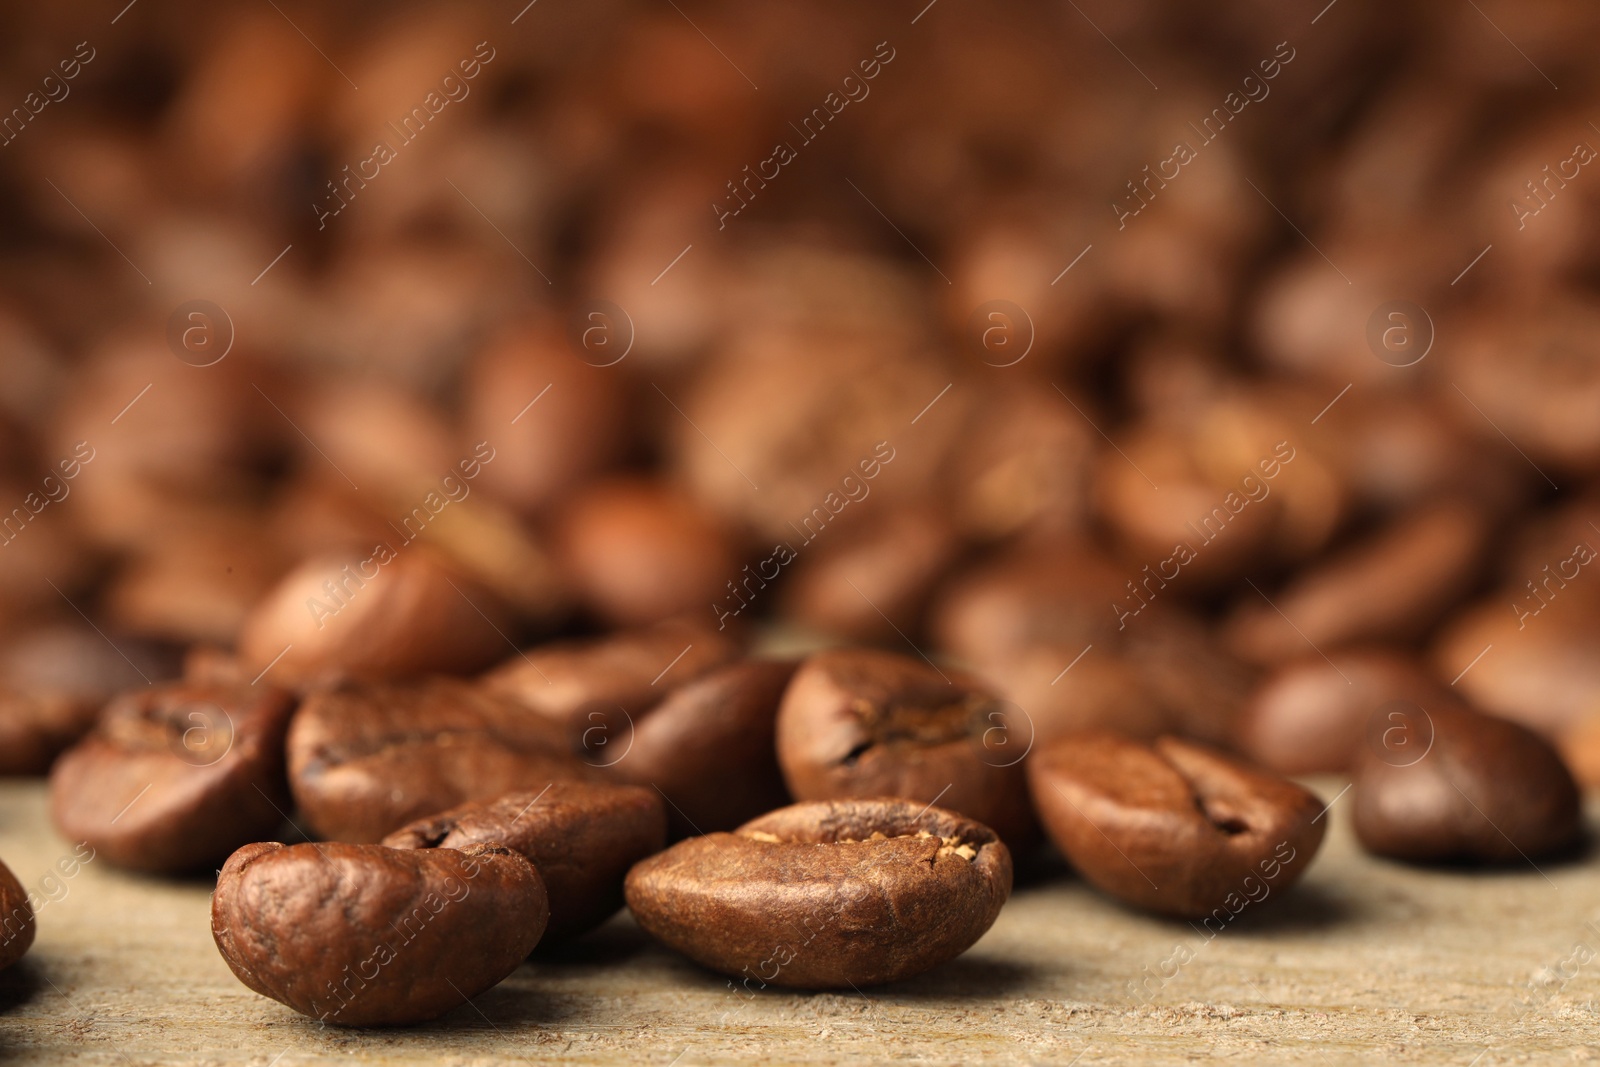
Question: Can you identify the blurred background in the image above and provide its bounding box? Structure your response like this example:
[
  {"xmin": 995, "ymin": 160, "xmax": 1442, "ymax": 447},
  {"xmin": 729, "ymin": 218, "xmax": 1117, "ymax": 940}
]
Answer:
[{"xmin": 2, "ymin": 0, "xmax": 1599, "ymax": 784}]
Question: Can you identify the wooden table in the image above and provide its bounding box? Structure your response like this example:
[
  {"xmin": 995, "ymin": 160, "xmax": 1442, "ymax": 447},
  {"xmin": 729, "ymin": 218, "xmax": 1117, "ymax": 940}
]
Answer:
[{"xmin": 1, "ymin": 779, "xmax": 1595, "ymax": 1065}]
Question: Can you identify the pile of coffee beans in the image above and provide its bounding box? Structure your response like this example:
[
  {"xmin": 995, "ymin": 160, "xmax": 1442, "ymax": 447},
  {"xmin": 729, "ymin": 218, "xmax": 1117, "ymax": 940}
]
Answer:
[{"xmin": 0, "ymin": 0, "xmax": 1596, "ymax": 1028}]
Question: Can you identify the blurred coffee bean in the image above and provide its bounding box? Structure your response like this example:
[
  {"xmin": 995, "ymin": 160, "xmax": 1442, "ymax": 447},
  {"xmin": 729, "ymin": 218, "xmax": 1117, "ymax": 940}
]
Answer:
[
  {"xmin": 103, "ymin": 518, "xmax": 286, "ymax": 646},
  {"xmin": 613, "ymin": 659, "xmax": 798, "ymax": 837},
  {"xmin": 482, "ymin": 619, "xmax": 738, "ymax": 747},
  {"xmin": 775, "ymin": 647, "xmax": 1036, "ymax": 847},
  {"xmin": 1239, "ymin": 648, "xmax": 1451, "ymax": 775},
  {"xmin": 675, "ymin": 332, "xmax": 954, "ymax": 539},
  {"xmin": 49, "ymin": 681, "xmax": 296, "ymax": 873},
  {"xmin": 1352, "ymin": 704, "xmax": 1582, "ymax": 864},
  {"xmin": 780, "ymin": 505, "xmax": 961, "ymax": 643},
  {"xmin": 1225, "ymin": 499, "xmax": 1490, "ymax": 664},
  {"xmin": 1434, "ymin": 588, "xmax": 1600, "ymax": 738},
  {"xmin": 464, "ymin": 320, "xmax": 628, "ymax": 516},
  {"xmin": 0, "ymin": 625, "xmax": 178, "ymax": 775},
  {"xmin": 555, "ymin": 478, "xmax": 735, "ymax": 627},
  {"xmin": 1450, "ymin": 300, "xmax": 1600, "ymax": 473},
  {"xmin": 1558, "ymin": 715, "xmax": 1600, "ymax": 791},
  {"xmin": 286, "ymin": 677, "xmax": 590, "ymax": 843},
  {"xmin": 237, "ymin": 549, "xmax": 511, "ymax": 687},
  {"xmin": 1028, "ymin": 733, "xmax": 1326, "ymax": 918},
  {"xmin": 931, "ymin": 542, "xmax": 1253, "ymax": 746},
  {"xmin": 0, "ymin": 857, "xmax": 33, "ymax": 972},
  {"xmin": 384, "ymin": 781, "xmax": 665, "ymax": 945}
]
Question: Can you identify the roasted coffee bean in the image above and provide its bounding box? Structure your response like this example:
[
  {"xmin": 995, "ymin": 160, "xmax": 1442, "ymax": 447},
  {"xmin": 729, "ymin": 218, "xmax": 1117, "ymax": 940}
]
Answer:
[
  {"xmin": 1240, "ymin": 648, "xmax": 1450, "ymax": 774},
  {"xmin": 0, "ymin": 856, "xmax": 34, "ymax": 972},
  {"xmin": 1559, "ymin": 715, "xmax": 1600, "ymax": 791},
  {"xmin": 237, "ymin": 549, "xmax": 511, "ymax": 687},
  {"xmin": 1226, "ymin": 500, "xmax": 1489, "ymax": 665},
  {"xmin": 482, "ymin": 620, "xmax": 737, "ymax": 749},
  {"xmin": 625, "ymin": 798, "xmax": 1012, "ymax": 988},
  {"xmin": 611, "ymin": 659, "xmax": 797, "ymax": 836},
  {"xmin": 1434, "ymin": 588, "xmax": 1600, "ymax": 738},
  {"xmin": 555, "ymin": 478, "xmax": 735, "ymax": 627},
  {"xmin": 287, "ymin": 677, "xmax": 591, "ymax": 843},
  {"xmin": 0, "ymin": 625, "xmax": 178, "ymax": 775},
  {"xmin": 1352, "ymin": 704, "xmax": 1582, "ymax": 864},
  {"xmin": 1027, "ymin": 733, "xmax": 1326, "ymax": 918},
  {"xmin": 212, "ymin": 842, "xmax": 546, "ymax": 1026},
  {"xmin": 50, "ymin": 682, "xmax": 296, "ymax": 873},
  {"xmin": 931, "ymin": 542, "xmax": 1253, "ymax": 747},
  {"xmin": 780, "ymin": 506, "xmax": 961, "ymax": 642},
  {"xmin": 384, "ymin": 781, "xmax": 665, "ymax": 944},
  {"xmin": 775, "ymin": 648, "xmax": 1036, "ymax": 846}
]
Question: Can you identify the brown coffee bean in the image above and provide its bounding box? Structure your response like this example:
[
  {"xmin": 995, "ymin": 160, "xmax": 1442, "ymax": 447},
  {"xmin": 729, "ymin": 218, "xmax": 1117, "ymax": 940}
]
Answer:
[
  {"xmin": 931, "ymin": 542, "xmax": 1254, "ymax": 747},
  {"xmin": 0, "ymin": 856, "xmax": 34, "ymax": 973},
  {"xmin": 1239, "ymin": 648, "xmax": 1451, "ymax": 775},
  {"xmin": 482, "ymin": 620, "xmax": 737, "ymax": 748},
  {"xmin": 238, "ymin": 549, "xmax": 511, "ymax": 687},
  {"xmin": 1434, "ymin": 585, "xmax": 1600, "ymax": 738},
  {"xmin": 1226, "ymin": 500, "xmax": 1489, "ymax": 665},
  {"xmin": 212, "ymin": 841, "xmax": 546, "ymax": 1026},
  {"xmin": 49, "ymin": 682, "xmax": 296, "ymax": 873},
  {"xmin": 0, "ymin": 625, "xmax": 177, "ymax": 775},
  {"xmin": 384, "ymin": 782, "xmax": 665, "ymax": 945},
  {"xmin": 779, "ymin": 505, "xmax": 961, "ymax": 642},
  {"xmin": 614, "ymin": 659, "xmax": 797, "ymax": 837},
  {"xmin": 1558, "ymin": 715, "xmax": 1600, "ymax": 791},
  {"xmin": 554, "ymin": 478, "xmax": 735, "ymax": 627},
  {"xmin": 288, "ymin": 677, "xmax": 593, "ymax": 843},
  {"xmin": 464, "ymin": 320, "xmax": 628, "ymax": 515},
  {"xmin": 775, "ymin": 648, "xmax": 1036, "ymax": 847},
  {"xmin": 1027, "ymin": 733, "xmax": 1326, "ymax": 918},
  {"xmin": 1352, "ymin": 704, "xmax": 1582, "ymax": 864},
  {"xmin": 625, "ymin": 798, "xmax": 1012, "ymax": 988}
]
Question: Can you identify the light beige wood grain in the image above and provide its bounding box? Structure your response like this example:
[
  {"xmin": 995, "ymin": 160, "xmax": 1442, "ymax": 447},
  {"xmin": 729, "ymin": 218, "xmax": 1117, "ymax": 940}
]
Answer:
[{"xmin": 0, "ymin": 779, "xmax": 1596, "ymax": 1065}]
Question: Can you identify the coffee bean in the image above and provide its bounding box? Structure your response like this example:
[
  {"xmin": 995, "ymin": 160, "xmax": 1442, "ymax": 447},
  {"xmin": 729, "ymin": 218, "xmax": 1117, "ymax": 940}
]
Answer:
[
  {"xmin": 464, "ymin": 320, "xmax": 628, "ymax": 515},
  {"xmin": 554, "ymin": 479, "xmax": 735, "ymax": 627},
  {"xmin": 780, "ymin": 506, "xmax": 960, "ymax": 642},
  {"xmin": 212, "ymin": 841, "xmax": 546, "ymax": 1026},
  {"xmin": 624, "ymin": 798, "xmax": 1012, "ymax": 988},
  {"xmin": 0, "ymin": 856, "xmax": 34, "ymax": 972},
  {"xmin": 1352, "ymin": 704, "xmax": 1582, "ymax": 864},
  {"xmin": 481, "ymin": 620, "xmax": 737, "ymax": 750},
  {"xmin": 1239, "ymin": 648, "xmax": 1450, "ymax": 774},
  {"xmin": 1027, "ymin": 732, "xmax": 1326, "ymax": 918},
  {"xmin": 612, "ymin": 659, "xmax": 797, "ymax": 836},
  {"xmin": 384, "ymin": 781, "xmax": 665, "ymax": 945},
  {"xmin": 0, "ymin": 625, "xmax": 177, "ymax": 775},
  {"xmin": 1226, "ymin": 500, "xmax": 1489, "ymax": 664},
  {"xmin": 1434, "ymin": 587, "xmax": 1600, "ymax": 738},
  {"xmin": 775, "ymin": 648, "xmax": 1036, "ymax": 846},
  {"xmin": 49, "ymin": 682, "xmax": 296, "ymax": 873},
  {"xmin": 287, "ymin": 677, "xmax": 591, "ymax": 843},
  {"xmin": 931, "ymin": 543, "xmax": 1254, "ymax": 747},
  {"xmin": 238, "ymin": 549, "xmax": 511, "ymax": 687}
]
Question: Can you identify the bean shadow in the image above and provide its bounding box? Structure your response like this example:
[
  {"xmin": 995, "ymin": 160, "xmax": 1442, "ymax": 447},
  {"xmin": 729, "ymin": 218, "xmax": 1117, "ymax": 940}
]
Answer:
[
  {"xmin": 1167, "ymin": 881, "xmax": 1360, "ymax": 939},
  {"xmin": 864, "ymin": 956, "xmax": 1039, "ymax": 1002},
  {"xmin": 531, "ymin": 916, "xmax": 655, "ymax": 968},
  {"xmin": 0, "ymin": 959, "xmax": 43, "ymax": 1015}
]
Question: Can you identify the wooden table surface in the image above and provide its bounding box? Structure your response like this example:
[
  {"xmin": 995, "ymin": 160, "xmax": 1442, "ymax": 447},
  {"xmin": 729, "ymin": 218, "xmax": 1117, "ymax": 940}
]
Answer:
[{"xmin": 0, "ymin": 778, "xmax": 1596, "ymax": 1066}]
